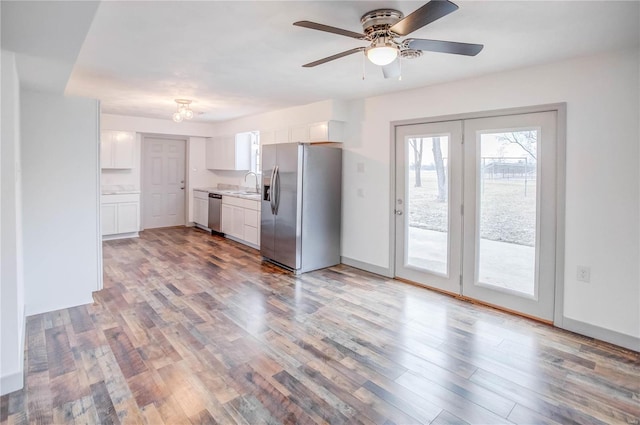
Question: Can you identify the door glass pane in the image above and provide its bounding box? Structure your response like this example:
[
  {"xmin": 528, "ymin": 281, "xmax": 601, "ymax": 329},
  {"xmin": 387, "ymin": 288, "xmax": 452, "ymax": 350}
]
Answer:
[
  {"xmin": 477, "ymin": 130, "xmax": 537, "ymax": 296},
  {"xmin": 406, "ymin": 136, "xmax": 449, "ymax": 276}
]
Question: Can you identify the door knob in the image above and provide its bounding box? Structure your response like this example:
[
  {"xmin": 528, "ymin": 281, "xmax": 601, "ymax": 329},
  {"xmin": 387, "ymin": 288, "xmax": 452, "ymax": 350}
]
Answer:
[{"xmin": 395, "ymin": 210, "xmax": 403, "ymax": 215}]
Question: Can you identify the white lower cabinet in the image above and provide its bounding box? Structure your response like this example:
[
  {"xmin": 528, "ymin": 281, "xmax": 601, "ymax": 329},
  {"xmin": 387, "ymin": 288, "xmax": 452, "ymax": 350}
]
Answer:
[
  {"xmin": 101, "ymin": 193, "xmax": 140, "ymax": 238},
  {"xmin": 193, "ymin": 191, "xmax": 209, "ymax": 228},
  {"xmin": 243, "ymin": 209, "xmax": 259, "ymax": 245},
  {"xmin": 101, "ymin": 204, "xmax": 118, "ymax": 235},
  {"xmin": 221, "ymin": 196, "xmax": 260, "ymax": 248}
]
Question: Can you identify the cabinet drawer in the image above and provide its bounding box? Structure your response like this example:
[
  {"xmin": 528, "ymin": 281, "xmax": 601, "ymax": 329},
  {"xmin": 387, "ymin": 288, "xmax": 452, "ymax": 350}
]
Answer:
[
  {"xmin": 101, "ymin": 193, "xmax": 140, "ymax": 204},
  {"xmin": 244, "ymin": 209, "xmax": 258, "ymax": 227},
  {"xmin": 194, "ymin": 190, "xmax": 209, "ymax": 200},
  {"xmin": 222, "ymin": 196, "xmax": 259, "ymax": 210},
  {"xmin": 244, "ymin": 225, "xmax": 258, "ymax": 246}
]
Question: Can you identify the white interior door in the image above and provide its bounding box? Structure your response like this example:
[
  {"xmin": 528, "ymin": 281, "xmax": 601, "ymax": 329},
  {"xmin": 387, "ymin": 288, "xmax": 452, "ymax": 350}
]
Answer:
[
  {"xmin": 143, "ymin": 137, "xmax": 186, "ymax": 229},
  {"xmin": 462, "ymin": 111, "xmax": 557, "ymax": 321},
  {"xmin": 395, "ymin": 111, "xmax": 558, "ymax": 322},
  {"xmin": 395, "ymin": 121, "xmax": 463, "ymax": 294}
]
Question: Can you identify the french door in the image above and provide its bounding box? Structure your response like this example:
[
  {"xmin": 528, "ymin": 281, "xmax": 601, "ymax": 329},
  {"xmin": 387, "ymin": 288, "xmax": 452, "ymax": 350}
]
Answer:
[{"xmin": 395, "ymin": 111, "xmax": 558, "ymax": 321}]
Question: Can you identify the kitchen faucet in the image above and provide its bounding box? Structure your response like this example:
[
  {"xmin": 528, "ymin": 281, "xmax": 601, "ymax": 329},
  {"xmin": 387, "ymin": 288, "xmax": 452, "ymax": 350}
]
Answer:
[{"xmin": 244, "ymin": 171, "xmax": 259, "ymax": 193}]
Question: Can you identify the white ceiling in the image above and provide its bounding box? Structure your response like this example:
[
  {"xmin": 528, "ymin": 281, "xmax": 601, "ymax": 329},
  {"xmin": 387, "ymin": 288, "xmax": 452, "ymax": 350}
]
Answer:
[{"xmin": 62, "ymin": 1, "xmax": 639, "ymax": 122}]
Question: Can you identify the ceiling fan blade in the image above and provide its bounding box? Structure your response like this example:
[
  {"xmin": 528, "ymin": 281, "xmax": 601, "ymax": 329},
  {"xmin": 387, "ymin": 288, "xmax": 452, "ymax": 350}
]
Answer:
[
  {"xmin": 293, "ymin": 21, "xmax": 366, "ymax": 40},
  {"xmin": 389, "ymin": 0, "xmax": 459, "ymax": 36},
  {"xmin": 407, "ymin": 38, "xmax": 484, "ymax": 56},
  {"xmin": 302, "ymin": 47, "xmax": 365, "ymax": 68},
  {"xmin": 382, "ymin": 59, "xmax": 401, "ymax": 79}
]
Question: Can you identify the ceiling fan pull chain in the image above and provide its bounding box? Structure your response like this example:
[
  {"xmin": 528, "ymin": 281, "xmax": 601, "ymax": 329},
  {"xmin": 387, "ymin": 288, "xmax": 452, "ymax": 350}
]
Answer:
[
  {"xmin": 399, "ymin": 55, "xmax": 402, "ymax": 81},
  {"xmin": 362, "ymin": 50, "xmax": 366, "ymax": 80}
]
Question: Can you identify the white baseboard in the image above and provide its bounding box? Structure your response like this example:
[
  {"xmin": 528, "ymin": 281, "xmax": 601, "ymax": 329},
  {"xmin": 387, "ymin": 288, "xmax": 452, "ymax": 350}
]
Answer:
[
  {"xmin": 340, "ymin": 257, "xmax": 638, "ymax": 353},
  {"xmin": 102, "ymin": 232, "xmax": 139, "ymax": 241},
  {"xmin": 561, "ymin": 317, "xmax": 640, "ymax": 352},
  {"xmin": 26, "ymin": 294, "xmax": 95, "ymax": 317},
  {"xmin": 224, "ymin": 234, "xmax": 259, "ymax": 250},
  {"xmin": 340, "ymin": 256, "xmax": 393, "ymax": 278},
  {"xmin": 0, "ymin": 370, "xmax": 23, "ymax": 396},
  {"xmin": 0, "ymin": 309, "xmax": 26, "ymax": 396}
]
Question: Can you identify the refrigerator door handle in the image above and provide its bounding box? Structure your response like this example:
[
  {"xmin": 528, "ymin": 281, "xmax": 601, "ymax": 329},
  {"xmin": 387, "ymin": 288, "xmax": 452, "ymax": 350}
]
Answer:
[
  {"xmin": 269, "ymin": 165, "xmax": 277, "ymax": 214},
  {"xmin": 273, "ymin": 165, "xmax": 280, "ymax": 215}
]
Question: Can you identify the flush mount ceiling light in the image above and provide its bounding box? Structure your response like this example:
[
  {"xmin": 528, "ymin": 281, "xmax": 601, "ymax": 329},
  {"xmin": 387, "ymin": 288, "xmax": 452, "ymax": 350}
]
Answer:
[{"xmin": 172, "ymin": 99, "xmax": 194, "ymax": 122}]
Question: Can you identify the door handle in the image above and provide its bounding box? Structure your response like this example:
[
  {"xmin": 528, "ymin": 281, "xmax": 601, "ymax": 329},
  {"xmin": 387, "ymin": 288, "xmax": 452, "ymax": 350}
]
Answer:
[
  {"xmin": 395, "ymin": 209, "xmax": 403, "ymax": 215},
  {"xmin": 269, "ymin": 166, "xmax": 277, "ymax": 214},
  {"xmin": 273, "ymin": 166, "xmax": 280, "ymax": 215}
]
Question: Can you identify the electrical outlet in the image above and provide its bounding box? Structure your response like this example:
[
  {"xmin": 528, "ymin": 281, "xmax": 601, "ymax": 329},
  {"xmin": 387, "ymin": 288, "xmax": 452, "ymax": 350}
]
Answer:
[{"xmin": 577, "ymin": 266, "xmax": 591, "ymax": 283}]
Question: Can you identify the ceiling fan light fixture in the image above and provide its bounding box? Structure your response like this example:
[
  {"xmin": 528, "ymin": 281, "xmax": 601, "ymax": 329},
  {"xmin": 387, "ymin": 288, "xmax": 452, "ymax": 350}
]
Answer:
[{"xmin": 366, "ymin": 39, "xmax": 398, "ymax": 66}]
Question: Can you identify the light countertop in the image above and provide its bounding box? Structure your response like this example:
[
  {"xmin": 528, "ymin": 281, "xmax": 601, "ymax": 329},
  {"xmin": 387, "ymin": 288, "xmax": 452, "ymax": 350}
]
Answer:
[
  {"xmin": 193, "ymin": 187, "xmax": 261, "ymax": 201},
  {"xmin": 102, "ymin": 185, "xmax": 140, "ymax": 195}
]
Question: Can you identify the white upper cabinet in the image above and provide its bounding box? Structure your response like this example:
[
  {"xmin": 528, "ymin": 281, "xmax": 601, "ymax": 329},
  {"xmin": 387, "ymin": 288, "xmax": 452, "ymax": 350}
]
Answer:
[
  {"xmin": 289, "ymin": 125, "xmax": 309, "ymax": 143},
  {"xmin": 101, "ymin": 130, "xmax": 135, "ymax": 169},
  {"xmin": 309, "ymin": 121, "xmax": 343, "ymax": 142},
  {"xmin": 205, "ymin": 134, "xmax": 251, "ymax": 171},
  {"xmin": 260, "ymin": 121, "xmax": 344, "ymax": 145}
]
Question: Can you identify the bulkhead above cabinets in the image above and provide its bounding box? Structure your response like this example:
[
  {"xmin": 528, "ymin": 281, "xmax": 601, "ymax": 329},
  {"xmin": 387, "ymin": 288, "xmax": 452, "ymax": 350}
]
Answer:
[{"xmin": 101, "ymin": 130, "xmax": 135, "ymax": 169}]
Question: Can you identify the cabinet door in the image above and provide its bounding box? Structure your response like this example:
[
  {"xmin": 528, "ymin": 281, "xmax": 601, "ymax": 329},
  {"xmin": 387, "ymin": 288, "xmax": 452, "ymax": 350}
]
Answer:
[
  {"xmin": 244, "ymin": 225, "xmax": 258, "ymax": 246},
  {"xmin": 259, "ymin": 130, "xmax": 275, "ymax": 146},
  {"xmin": 232, "ymin": 206, "xmax": 245, "ymax": 238},
  {"xmin": 290, "ymin": 125, "xmax": 309, "ymax": 143},
  {"xmin": 100, "ymin": 131, "xmax": 113, "ymax": 168},
  {"xmin": 112, "ymin": 131, "xmax": 135, "ymax": 168},
  {"xmin": 275, "ymin": 128, "xmax": 290, "ymax": 143},
  {"xmin": 309, "ymin": 122, "xmax": 328, "ymax": 141},
  {"xmin": 101, "ymin": 203, "xmax": 118, "ymax": 235},
  {"xmin": 193, "ymin": 196, "xmax": 202, "ymax": 225},
  {"xmin": 221, "ymin": 204, "xmax": 234, "ymax": 234},
  {"xmin": 234, "ymin": 133, "xmax": 251, "ymax": 170},
  {"xmin": 195, "ymin": 198, "xmax": 209, "ymax": 227},
  {"xmin": 207, "ymin": 137, "xmax": 232, "ymax": 170},
  {"xmin": 117, "ymin": 202, "xmax": 139, "ymax": 233}
]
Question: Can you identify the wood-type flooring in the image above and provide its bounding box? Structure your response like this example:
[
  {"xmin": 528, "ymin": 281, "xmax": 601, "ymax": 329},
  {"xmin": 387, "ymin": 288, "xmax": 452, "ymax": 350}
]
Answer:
[{"xmin": 1, "ymin": 226, "xmax": 639, "ymax": 424}]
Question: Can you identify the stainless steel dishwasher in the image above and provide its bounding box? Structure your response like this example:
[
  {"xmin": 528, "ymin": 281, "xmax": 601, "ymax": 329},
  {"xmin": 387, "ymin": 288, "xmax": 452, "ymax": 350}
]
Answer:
[{"xmin": 207, "ymin": 193, "xmax": 223, "ymax": 234}]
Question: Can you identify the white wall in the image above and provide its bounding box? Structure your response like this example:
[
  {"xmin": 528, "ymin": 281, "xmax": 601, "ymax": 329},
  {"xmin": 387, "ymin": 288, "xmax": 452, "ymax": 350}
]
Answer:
[
  {"xmin": 340, "ymin": 48, "xmax": 639, "ymax": 341},
  {"xmin": 1, "ymin": 50, "xmax": 25, "ymax": 395},
  {"xmin": 21, "ymin": 90, "xmax": 100, "ymax": 315}
]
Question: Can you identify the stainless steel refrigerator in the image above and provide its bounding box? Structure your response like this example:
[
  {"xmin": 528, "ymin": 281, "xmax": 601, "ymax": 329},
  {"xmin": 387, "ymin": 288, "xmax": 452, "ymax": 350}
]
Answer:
[{"xmin": 261, "ymin": 142, "xmax": 342, "ymax": 274}]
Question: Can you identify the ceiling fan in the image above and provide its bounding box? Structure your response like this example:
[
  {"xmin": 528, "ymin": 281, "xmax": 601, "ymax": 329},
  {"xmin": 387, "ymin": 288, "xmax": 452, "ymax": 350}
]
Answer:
[{"xmin": 293, "ymin": 0, "xmax": 483, "ymax": 78}]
